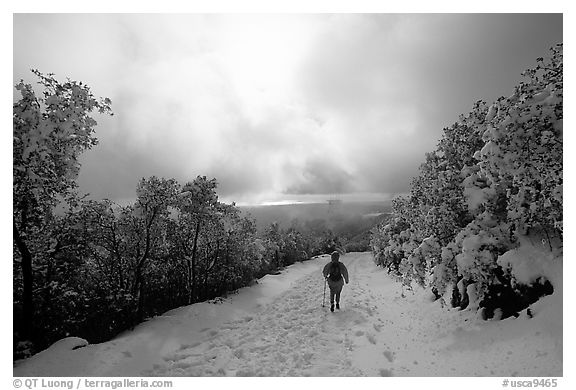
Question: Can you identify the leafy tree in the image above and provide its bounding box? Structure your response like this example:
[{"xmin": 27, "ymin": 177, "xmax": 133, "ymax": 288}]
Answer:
[
  {"xmin": 475, "ymin": 44, "xmax": 563, "ymax": 240},
  {"xmin": 129, "ymin": 176, "xmax": 178, "ymax": 319},
  {"xmin": 172, "ymin": 176, "xmax": 220, "ymax": 303},
  {"xmin": 13, "ymin": 70, "xmax": 111, "ymax": 340},
  {"xmin": 282, "ymin": 228, "xmax": 308, "ymax": 265},
  {"xmin": 371, "ymin": 44, "xmax": 562, "ymax": 318},
  {"xmin": 263, "ymin": 222, "xmax": 284, "ymax": 271}
]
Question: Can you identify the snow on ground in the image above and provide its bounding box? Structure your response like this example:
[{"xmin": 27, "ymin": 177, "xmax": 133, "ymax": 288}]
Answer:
[{"xmin": 14, "ymin": 252, "xmax": 562, "ymax": 377}]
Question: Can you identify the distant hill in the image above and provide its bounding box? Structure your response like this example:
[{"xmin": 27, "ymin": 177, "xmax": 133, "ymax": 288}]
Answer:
[
  {"xmin": 240, "ymin": 200, "xmax": 392, "ymax": 232},
  {"xmin": 239, "ymin": 200, "xmax": 392, "ymax": 253}
]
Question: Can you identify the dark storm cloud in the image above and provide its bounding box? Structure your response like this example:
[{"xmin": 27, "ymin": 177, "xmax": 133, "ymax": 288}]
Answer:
[
  {"xmin": 286, "ymin": 158, "xmax": 356, "ymax": 195},
  {"xmin": 13, "ymin": 14, "xmax": 562, "ymax": 204},
  {"xmin": 296, "ymin": 13, "xmax": 562, "ymax": 195}
]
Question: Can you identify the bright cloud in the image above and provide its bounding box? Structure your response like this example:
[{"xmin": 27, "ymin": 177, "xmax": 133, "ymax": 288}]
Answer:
[{"xmin": 13, "ymin": 13, "xmax": 562, "ymax": 205}]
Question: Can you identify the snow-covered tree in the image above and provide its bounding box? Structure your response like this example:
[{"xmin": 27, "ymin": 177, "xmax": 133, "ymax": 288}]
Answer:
[
  {"xmin": 474, "ymin": 44, "xmax": 563, "ymax": 239},
  {"xmin": 172, "ymin": 176, "xmax": 221, "ymax": 303},
  {"xmin": 129, "ymin": 176, "xmax": 179, "ymax": 319},
  {"xmin": 370, "ymin": 201, "xmax": 413, "ymax": 278},
  {"xmin": 371, "ymin": 44, "xmax": 562, "ymax": 318},
  {"xmin": 13, "ymin": 70, "xmax": 111, "ymax": 340}
]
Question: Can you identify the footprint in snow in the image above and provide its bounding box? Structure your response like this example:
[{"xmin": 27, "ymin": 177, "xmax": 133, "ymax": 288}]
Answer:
[
  {"xmin": 383, "ymin": 350, "xmax": 395, "ymax": 362},
  {"xmin": 379, "ymin": 368, "xmax": 393, "ymax": 376},
  {"xmin": 163, "ymin": 352, "xmax": 189, "ymax": 362},
  {"xmin": 178, "ymin": 342, "xmax": 201, "ymax": 351},
  {"xmin": 366, "ymin": 333, "xmax": 377, "ymax": 344}
]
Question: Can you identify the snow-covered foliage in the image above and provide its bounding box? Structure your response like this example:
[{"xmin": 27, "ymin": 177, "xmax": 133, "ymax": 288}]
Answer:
[
  {"xmin": 13, "ymin": 71, "xmax": 291, "ymax": 360},
  {"xmin": 371, "ymin": 44, "xmax": 562, "ymax": 319},
  {"xmin": 477, "ymin": 46, "xmax": 563, "ymax": 236},
  {"xmin": 13, "ymin": 70, "xmax": 112, "ymax": 356},
  {"xmin": 256, "ymin": 221, "xmax": 320, "ymax": 276},
  {"xmin": 13, "ymin": 70, "xmax": 112, "ymax": 215}
]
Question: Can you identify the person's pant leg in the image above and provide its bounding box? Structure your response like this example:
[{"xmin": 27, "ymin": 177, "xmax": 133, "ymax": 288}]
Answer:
[
  {"xmin": 328, "ymin": 280, "xmax": 336, "ymax": 304},
  {"xmin": 334, "ymin": 279, "xmax": 344, "ymax": 303},
  {"xmin": 328, "ymin": 279, "xmax": 344, "ymax": 304}
]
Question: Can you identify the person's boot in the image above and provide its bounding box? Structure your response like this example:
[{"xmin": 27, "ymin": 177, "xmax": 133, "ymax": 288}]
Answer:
[
  {"xmin": 330, "ymin": 303, "xmax": 334, "ymax": 312},
  {"xmin": 336, "ymin": 303, "xmax": 340, "ymax": 310}
]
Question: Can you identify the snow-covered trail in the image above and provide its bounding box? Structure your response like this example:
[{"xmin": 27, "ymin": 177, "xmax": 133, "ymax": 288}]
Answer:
[
  {"xmin": 150, "ymin": 254, "xmax": 373, "ymax": 376},
  {"xmin": 14, "ymin": 252, "xmax": 562, "ymax": 377}
]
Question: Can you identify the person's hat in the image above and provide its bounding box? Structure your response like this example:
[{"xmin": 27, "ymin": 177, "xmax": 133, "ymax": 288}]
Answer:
[{"xmin": 331, "ymin": 251, "xmax": 340, "ymax": 259}]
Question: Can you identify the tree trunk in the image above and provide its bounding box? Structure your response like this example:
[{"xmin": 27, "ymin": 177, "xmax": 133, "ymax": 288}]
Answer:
[
  {"xmin": 186, "ymin": 255, "xmax": 192, "ymax": 303},
  {"xmin": 223, "ymin": 238, "xmax": 231, "ymax": 292},
  {"xmin": 137, "ymin": 278, "xmax": 145, "ymax": 323},
  {"xmin": 275, "ymin": 249, "xmax": 280, "ymax": 269},
  {"xmin": 111, "ymin": 225, "xmax": 125, "ymax": 290},
  {"xmin": 203, "ymin": 270, "xmax": 208, "ymax": 301},
  {"xmin": 117, "ymin": 254, "xmax": 125, "ymax": 291},
  {"xmin": 133, "ymin": 263, "xmax": 142, "ymax": 322},
  {"xmin": 203, "ymin": 240, "xmax": 219, "ymax": 301},
  {"xmin": 13, "ymin": 221, "xmax": 33, "ymax": 340},
  {"xmin": 134, "ymin": 208, "xmax": 158, "ymax": 321},
  {"xmin": 43, "ymin": 260, "xmax": 53, "ymax": 317},
  {"xmin": 189, "ymin": 220, "xmax": 202, "ymax": 304}
]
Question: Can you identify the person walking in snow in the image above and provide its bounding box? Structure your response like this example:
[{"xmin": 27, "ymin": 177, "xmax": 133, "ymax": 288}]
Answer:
[{"xmin": 323, "ymin": 251, "xmax": 349, "ymax": 312}]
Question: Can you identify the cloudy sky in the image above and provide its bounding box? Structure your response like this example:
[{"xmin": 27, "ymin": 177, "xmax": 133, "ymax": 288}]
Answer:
[{"xmin": 13, "ymin": 13, "xmax": 562, "ymax": 205}]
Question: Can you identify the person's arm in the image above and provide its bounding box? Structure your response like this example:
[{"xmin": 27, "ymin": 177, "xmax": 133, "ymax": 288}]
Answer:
[
  {"xmin": 341, "ymin": 263, "xmax": 349, "ymax": 283},
  {"xmin": 322, "ymin": 263, "xmax": 330, "ymax": 278}
]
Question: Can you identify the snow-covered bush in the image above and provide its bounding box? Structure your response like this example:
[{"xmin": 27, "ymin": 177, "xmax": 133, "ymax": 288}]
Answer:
[
  {"xmin": 372, "ymin": 102, "xmax": 484, "ymax": 295},
  {"xmin": 476, "ymin": 44, "xmax": 563, "ymax": 239},
  {"xmin": 371, "ymin": 44, "xmax": 562, "ymax": 319},
  {"xmin": 370, "ymin": 210, "xmax": 413, "ymax": 278},
  {"xmin": 406, "ymin": 235, "xmax": 442, "ymax": 288}
]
